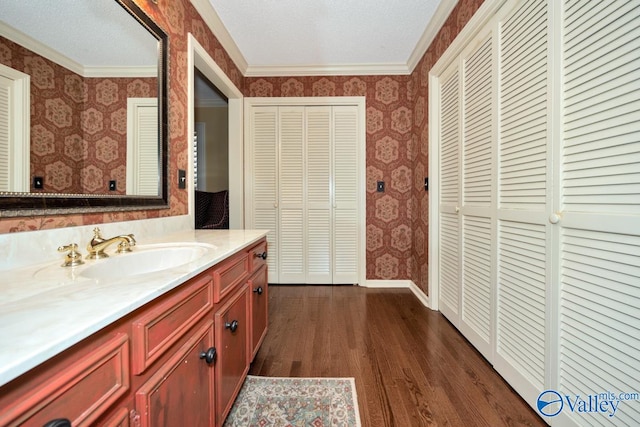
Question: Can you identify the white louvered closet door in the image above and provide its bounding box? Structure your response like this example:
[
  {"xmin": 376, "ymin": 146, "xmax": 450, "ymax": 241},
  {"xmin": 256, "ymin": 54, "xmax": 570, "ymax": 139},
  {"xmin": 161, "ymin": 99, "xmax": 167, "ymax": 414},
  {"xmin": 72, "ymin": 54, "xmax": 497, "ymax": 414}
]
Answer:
[
  {"xmin": 438, "ymin": 64, "xmax": 462, "ymax": 323},
  {"xmin": 333, "ymin": 106, "xmax": 360, "ymax": 284},
  {"xmin": 459, "ymin": 31, "xmax": 494, "ymax": 361},
  {"xmin": 305, "ymin": 107, "xmax": 332, "ymax": 283},
  {"xmin": 279, "ymin": 107, "xmax": 306, "ymax": 283},
  {"xmin": 248, "ymin": 107, "xmax": 279, "ymax": 282},
  {"xmin": 247, "ymin": 102, "xmax": 362, "ymax": 285},
  {"xmin": 557, "ymin": 2, "xmax": 640, "ymax": 426},
  {"xmin": 494, "ymin": 0, "xmax": 551, "ymax": 407}
]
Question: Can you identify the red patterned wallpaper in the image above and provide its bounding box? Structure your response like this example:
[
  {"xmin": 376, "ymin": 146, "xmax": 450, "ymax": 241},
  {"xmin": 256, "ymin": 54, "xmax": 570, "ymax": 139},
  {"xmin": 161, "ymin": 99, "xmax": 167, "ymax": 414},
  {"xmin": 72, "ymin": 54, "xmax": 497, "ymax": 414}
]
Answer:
[
  {"xmin": 0, "ymin": 0, "xmax": 485, "ymax": 293},
  {"xmin": 0, "ymin": 36, "xmax": 157, "ymax": 194}
]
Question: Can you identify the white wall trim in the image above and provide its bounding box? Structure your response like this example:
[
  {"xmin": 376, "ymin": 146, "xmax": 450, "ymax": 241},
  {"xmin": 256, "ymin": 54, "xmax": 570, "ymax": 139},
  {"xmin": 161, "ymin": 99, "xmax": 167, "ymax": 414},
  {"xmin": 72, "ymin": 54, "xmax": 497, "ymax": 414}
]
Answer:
[
  {"xmin": 406, "ymin": 0, "xmax": 459, "ymax": 73},
  {"xmin": 245, "ymin": 63, "xmax": 411, "ymax": 77},
  {"xmin": 364, "ymin": 280, "xmax": 431, "ymax": 308},
  {"xmin": 188, "ymin": 34, "xmax": 244, "ymax": 229},
  {"xmin": 189, "ymin": 0, "xmax": 249, "ymax": 75}
]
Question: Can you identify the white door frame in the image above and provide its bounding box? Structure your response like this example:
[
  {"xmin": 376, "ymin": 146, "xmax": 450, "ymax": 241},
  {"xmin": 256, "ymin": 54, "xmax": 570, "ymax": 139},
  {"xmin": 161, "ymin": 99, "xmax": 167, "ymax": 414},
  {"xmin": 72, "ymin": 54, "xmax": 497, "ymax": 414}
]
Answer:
[
  {"xmin": 187, "ymin": 34, "xmax": 244, "ymax": 228},
  {"xmin": 244, "ymin": 97, "xmax": 367, "ymax": 287}
]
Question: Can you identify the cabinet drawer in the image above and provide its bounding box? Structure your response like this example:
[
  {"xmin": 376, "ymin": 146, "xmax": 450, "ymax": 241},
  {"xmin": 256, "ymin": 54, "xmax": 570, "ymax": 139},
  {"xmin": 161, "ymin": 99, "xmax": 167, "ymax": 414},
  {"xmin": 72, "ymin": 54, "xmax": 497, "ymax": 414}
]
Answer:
[
  {"xmin": 213, "ymin": 251, "xmax": 249, "ymax": 303},
  {"xmin": 132, "ymin": 274, "xmax": 213, "ymax": 375},
  {"xmin": 0, "ymin": 333, "xmax": 129, "ymax": 427},
  {"xmin": 248, "ymin": 239, "xmax": 268, "ymax": 273}
]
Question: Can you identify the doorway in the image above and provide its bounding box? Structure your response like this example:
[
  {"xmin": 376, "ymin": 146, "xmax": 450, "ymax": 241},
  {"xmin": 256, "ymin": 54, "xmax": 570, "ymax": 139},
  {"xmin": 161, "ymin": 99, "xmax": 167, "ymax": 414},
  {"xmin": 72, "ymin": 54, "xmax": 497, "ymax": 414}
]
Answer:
[
  {"xmin": 193, "ymin": 69, "xmax": 229, "ymax": 229},
  {"xmin": 187, "ymin": 34, "xmax": 243, "ymax": 229}
]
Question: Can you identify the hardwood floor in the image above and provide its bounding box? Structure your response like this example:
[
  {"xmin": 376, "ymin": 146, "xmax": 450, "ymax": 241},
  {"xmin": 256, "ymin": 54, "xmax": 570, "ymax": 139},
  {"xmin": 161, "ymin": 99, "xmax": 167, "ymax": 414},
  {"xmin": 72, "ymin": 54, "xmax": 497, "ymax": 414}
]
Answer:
[{"xmin": 249, "ymin": 285, "xmax": 548, "ymax": 427}]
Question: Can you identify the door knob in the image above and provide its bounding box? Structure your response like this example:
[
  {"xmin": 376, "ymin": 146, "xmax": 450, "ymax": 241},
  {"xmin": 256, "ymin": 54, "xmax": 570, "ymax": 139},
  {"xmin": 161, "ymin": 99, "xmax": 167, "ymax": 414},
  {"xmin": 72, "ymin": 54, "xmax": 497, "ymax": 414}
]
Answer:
[{"xmin": 549, "ymin": 212, "xmax": 562, "ymax": 224}]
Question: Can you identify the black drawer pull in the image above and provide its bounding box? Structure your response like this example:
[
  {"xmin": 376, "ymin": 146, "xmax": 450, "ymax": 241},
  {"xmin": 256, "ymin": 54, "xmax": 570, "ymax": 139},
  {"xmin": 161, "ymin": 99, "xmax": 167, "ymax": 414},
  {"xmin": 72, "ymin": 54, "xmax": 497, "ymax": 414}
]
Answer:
[
  {"xmin": 254, "ymin": 251, "xmax": 267, "ymax": 260},
  {"xmin": 253, "ymin": 286, "xmax": 263, "ymax": 295},
  {"xmin": 225, "ymin": 320, "xmax": 239, "ymax": 332},
  {"xmin": 199, "ymin": 347, "xmax": 217, "ymax": 364}
]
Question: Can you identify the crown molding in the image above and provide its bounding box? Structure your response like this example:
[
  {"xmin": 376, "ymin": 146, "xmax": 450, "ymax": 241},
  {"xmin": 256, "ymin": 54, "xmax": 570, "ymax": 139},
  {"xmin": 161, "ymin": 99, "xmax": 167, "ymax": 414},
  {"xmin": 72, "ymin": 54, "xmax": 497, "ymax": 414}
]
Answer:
[
  {"xmin": 190, "ymin": 0, "xmax": 249, "ymax": 75},
  {"xmin": 406, "ymin": 0, "xmax": 459, "ymax": 73},
  {"xmin": 245, "ymin": 62, "xmax": 411, "ymax": 77},
  {"xmin": 0, "ymin": 21, "xmax": 157, "ymax": 78},
  {"xmin": 83, "ymin": 66, "xmax": 157, "ymax": 78},
  {"xmin": 0, "ymin": 21, "xmax": 84, "ymax": 75}
]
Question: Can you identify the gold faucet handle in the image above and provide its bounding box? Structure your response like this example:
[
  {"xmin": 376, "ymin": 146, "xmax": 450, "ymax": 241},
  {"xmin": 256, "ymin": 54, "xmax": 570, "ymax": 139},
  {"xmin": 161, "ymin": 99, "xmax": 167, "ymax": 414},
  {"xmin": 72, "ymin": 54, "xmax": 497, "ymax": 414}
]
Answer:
[
  {"xmin": 115, "ymin": 234, "xmax": 136, "ymax": 254},
  {"xmin": 58, "ymin": 243, "xmax": 85, "ymax": 267}
]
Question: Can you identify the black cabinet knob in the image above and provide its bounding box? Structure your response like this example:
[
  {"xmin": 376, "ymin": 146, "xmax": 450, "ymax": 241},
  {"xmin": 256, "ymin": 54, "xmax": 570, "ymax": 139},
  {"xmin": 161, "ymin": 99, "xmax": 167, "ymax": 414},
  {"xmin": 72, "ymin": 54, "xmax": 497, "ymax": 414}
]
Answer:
[
  {"xmin": 253, "ymin": 286, "xmax": 263, "ymax": 295},
  {"xmin": 43, "ymin": 420, "xmax": 71, "ymax": 427},
  {"xmin": 225, "ymin": 319, "xmax": 239, "ymax": 332},
  {"xmin": 254, "ymin": 251, "xmax": 267, "ymax": 260},
  {"xmin": 199, "ymin": 347, "xmax": 217, "ymax": 364}
]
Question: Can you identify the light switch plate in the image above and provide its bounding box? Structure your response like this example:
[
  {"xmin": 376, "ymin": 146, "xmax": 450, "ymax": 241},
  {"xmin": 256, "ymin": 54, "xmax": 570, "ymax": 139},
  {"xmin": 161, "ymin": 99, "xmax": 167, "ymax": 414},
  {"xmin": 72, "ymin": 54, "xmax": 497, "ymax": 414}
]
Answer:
[{"xmin": 377, "ymin": 181, "xmax": 385, "ymax": 192}]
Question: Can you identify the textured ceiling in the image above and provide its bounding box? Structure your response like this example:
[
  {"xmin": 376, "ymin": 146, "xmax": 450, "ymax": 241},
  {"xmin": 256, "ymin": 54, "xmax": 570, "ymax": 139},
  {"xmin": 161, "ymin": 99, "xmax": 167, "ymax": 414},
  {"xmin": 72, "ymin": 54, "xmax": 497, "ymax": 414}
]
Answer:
[
  {"xmin": 205, "ymin": 0, "xmax": 454, "ymax": 76},
  {"xmin": 0, "ymin": 0, "xmax": 157, "ymax": 70}
]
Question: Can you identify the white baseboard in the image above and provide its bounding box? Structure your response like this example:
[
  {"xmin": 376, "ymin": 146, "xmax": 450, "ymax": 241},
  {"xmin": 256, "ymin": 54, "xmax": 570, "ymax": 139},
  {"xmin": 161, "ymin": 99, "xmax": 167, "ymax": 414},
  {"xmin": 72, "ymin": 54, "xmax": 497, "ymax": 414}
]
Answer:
[{"xmin": 362, "ymin": 280, "xmax": 431, "ymax": 309}]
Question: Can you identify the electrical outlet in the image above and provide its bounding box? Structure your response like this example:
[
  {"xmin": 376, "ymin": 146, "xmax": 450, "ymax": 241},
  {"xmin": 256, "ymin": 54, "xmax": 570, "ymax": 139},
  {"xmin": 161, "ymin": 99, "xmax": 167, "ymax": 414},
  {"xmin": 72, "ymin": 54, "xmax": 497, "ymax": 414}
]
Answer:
[
  {"xmin": 33, "ymin": 176, "xmax": 43, "ymax": 189},
  {"xmin": 376, "ymin": 181, "xmax": 385, "ymax": 192}
]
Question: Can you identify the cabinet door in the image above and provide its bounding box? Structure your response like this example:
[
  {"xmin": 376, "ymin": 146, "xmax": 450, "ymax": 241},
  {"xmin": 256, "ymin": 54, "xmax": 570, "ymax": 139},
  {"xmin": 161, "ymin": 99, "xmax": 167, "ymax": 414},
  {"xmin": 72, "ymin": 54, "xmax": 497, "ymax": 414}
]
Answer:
[
  {"xmin": 135, "ymin": 319, "xmax": 215, "ymax": 427},
  {"xmin": 249, "ymin": 265, "xmax": 268, "ymax": 360},
  {"xmin": 214, "ymin": 284, "xmax": 249, "ymax": 426}
]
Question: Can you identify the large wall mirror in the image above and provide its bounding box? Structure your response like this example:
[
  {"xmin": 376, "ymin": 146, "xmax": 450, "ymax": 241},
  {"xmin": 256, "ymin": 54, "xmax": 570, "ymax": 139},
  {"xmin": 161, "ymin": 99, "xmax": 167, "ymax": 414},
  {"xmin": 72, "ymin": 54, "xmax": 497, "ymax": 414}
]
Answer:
[{"xmin": 0, "ymin": 0, "xmax": 168, "ymax": 215}]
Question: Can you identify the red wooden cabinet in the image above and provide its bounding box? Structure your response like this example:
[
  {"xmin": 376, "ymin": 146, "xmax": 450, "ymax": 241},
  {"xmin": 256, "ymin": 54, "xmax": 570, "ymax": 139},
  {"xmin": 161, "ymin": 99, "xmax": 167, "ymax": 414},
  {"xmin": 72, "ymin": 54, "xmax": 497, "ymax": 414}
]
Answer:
[
  {"xmin": 134, "ymin": 319, "xmax": 215, "ymax": 427},
  {"xmin": 0, "ymin": 237, "xmax": 268, "ymax": 427},
  {"xmin": 249, "ymin": 264, "xmax": 268, "ymax": 360},
  {"xmin": 214, "ymin": 284, "xmax": 249, "ymax": 426}
]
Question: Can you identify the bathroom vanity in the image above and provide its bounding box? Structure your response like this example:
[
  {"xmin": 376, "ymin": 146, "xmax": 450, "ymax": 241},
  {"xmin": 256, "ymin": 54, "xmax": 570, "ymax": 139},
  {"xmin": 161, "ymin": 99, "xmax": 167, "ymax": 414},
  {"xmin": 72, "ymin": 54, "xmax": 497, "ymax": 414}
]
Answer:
[{"xmin": 0, "ymin": 229, "xmax": 268, "ymax": 427}]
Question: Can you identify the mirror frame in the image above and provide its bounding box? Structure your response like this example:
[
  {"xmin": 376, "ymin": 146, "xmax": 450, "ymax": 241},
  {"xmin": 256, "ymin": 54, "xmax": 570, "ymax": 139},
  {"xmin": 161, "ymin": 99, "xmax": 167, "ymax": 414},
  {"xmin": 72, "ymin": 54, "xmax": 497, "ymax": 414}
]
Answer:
[{"xmin": 0, "ymin": 0, "xmax": 169, "ymax": 217}]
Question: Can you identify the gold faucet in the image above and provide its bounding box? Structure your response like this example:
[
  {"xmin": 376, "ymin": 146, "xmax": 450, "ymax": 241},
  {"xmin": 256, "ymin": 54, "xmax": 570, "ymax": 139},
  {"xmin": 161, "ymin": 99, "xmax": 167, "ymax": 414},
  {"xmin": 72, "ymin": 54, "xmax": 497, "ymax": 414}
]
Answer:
[{"xmin": 86, "ymin": 227, "xmax": 136, "ymax": 259}]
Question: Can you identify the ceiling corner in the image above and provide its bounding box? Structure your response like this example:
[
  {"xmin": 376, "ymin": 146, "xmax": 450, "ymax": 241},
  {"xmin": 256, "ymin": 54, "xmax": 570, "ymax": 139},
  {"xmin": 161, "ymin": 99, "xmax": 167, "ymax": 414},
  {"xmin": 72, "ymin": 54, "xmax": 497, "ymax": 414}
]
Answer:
[
  {"xmin": 190, "ymin": 0, "xmax": 248, "ymax": 75},
  {"xmin": 406, "ymin": 0, "xmax": 459, "ymax": 73}
]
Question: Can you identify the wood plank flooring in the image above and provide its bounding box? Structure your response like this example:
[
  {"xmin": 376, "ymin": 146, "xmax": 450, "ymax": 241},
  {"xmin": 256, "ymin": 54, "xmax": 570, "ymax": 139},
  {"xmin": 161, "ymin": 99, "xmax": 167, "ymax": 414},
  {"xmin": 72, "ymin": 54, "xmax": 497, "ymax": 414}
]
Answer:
[{"xmin": 249, "ymin": 285, "xmax": 548, "ymax": 427}]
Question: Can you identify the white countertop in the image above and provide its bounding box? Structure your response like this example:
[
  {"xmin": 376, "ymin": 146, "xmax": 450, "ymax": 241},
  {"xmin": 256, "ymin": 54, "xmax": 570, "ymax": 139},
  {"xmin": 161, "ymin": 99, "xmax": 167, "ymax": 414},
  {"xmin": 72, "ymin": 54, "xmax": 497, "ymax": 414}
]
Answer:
[{"xmin": 0, "ymin": 229, "xmax": 268, "ymax": 388}]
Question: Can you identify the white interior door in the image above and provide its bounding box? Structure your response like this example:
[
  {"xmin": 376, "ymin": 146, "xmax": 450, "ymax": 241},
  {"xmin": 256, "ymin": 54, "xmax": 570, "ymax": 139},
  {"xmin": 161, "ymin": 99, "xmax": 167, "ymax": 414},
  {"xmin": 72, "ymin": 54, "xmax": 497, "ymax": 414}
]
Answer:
[
  {"xmin": 556, "ymin": 1, "xmax": 640, "ymax": 425},
  {"xmin": 438, "ymin": 63, "xmax": 462, "ymax": 324}
]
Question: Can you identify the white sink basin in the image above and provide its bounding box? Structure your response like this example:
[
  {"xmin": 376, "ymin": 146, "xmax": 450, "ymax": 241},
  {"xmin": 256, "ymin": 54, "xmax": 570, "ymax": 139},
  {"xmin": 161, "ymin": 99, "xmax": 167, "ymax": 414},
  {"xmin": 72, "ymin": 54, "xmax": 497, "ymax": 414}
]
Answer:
[{"xmin": 79, "ymin": 243, "xmax": 215, "ymax": 279}]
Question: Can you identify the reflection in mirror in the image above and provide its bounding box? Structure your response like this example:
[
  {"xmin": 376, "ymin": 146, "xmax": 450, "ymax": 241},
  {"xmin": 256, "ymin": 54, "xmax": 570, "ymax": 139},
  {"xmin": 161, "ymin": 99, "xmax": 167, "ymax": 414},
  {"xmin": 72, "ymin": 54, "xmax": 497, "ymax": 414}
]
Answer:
[{"xmin": 0, "ymin": 0, "xmax": 167, "ymax": 214}]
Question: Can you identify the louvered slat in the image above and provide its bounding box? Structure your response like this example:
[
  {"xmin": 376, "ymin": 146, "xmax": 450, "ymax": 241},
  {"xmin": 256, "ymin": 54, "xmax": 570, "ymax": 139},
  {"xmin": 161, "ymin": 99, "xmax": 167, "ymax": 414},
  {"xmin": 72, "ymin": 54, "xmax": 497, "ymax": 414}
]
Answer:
[
  {"xmin": 279, "ymin": 109, "xmax": 304, "ymax": 206},
  {"xmin": 560, "ymin": 228, "xmax": 640, "ymax": 426},
  {"xmin": 563, "ymin": 0, "xmax": 640, "ymax": 214},
  {"xmin": 462, "ymin": 216, "xmax": 492, "ymax": 343},
  {"xmin": 440, "ymin": 71, "xmax": 460, "ymax": 206},
  {"xmin": 499, "ymin": 0, "xmax": 547, "ymax": 209},
  {"xmin": 0, "ymin": 76, "xmax": 10, "ymax": 191},
  {"xmin": 463, "ymin": 37, "xmax": 493, "ymax": 207},
  {"xmin": 440, "ymin": 212, "xmax": 459, "ymax": 315},
  {"xmin": 497, "ymin": 220, "xmax": 546, "ymax": 388},
  {"xmin": 252, "ymin": 109, "xmax": 277, "ymax": 207},
  {"xmin": 333, "ymin": 106, "xmax": 359, "ymax": 283},
  {"xmin": 136, "ymin": 105, "xmax": 159, "ymax": 195}
]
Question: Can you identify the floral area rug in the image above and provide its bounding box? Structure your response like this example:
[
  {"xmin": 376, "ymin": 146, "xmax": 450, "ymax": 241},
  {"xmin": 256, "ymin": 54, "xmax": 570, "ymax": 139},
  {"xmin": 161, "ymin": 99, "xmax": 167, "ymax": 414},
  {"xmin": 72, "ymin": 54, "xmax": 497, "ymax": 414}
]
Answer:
[{"xmin": 223, "ymin": 376, "xmax": 361, "ymax": 427}]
